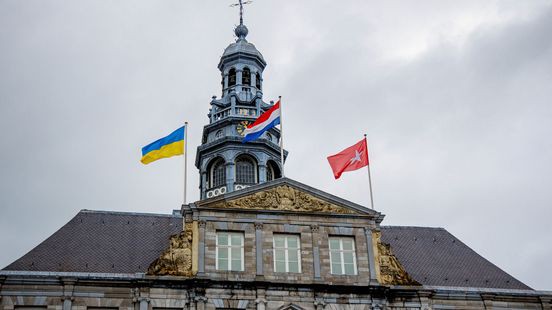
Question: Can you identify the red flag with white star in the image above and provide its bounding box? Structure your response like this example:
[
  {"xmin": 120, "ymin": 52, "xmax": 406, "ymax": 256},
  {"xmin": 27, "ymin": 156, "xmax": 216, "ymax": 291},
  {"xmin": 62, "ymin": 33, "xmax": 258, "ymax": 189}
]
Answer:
[{"xmin": 327, "ymin": 138, "xmax": 369, "ymax": 179}]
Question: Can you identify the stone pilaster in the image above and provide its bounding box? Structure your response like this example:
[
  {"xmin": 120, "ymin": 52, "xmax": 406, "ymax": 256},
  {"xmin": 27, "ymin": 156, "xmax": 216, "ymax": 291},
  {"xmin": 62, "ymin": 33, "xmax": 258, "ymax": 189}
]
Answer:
[
  {"xmin": 255, "ymin": 298, "xmax": 267, "ymax": 310},
  {"xmin": 540, "ymin": 296, "xmax": 552, "ymax": 310},
  {"xmin": 364, "ymin": 227, "xmax": 379, "ymax": 285},
  {"xmin": 138, "ymin": 298, "xmax": 150, "ymax": 310},
  {"xmin": 225, "ymin": 162, "xmax": 235, "ymax": 194},
  {"xmin": 198, "ymin": 220, "xmax": 207, "ymax": 275},
  {"xmin": 310, "ymin": 224, "xmax": 321, "ymax": 280},
  {"xmin": 418, "ymin": 291, "xmax": 433, "ymax": 310},
  {"xmin": 314, "ymin": 299, "xmax": 326, "ymax": 310},
  {"xmin": 195, "ymin": 297, "xmax": 207, "ymax": 310},
  {"xmin": 255, "ymin": 222, "xmax": 264, "ymax": 277}
]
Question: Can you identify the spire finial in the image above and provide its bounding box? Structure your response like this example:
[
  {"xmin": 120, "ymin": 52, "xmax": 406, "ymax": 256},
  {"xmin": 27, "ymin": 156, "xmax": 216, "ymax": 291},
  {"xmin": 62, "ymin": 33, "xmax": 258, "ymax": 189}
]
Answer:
[{"xmin": 230, "ymin": 0, "xmax": 252, "ymax": 40}]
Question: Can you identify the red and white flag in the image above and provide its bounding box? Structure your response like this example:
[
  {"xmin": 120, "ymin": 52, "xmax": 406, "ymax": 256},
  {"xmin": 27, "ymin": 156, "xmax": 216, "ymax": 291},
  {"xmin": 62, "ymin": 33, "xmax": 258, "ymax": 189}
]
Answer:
[{"xmin": 327, "ymin": 138, "xmax": 369, "ymax": 179}]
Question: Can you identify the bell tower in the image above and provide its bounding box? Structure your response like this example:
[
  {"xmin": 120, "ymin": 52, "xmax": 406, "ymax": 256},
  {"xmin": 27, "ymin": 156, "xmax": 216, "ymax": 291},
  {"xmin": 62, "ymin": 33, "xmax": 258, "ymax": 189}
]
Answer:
[{"xmin": 195, "ymin": 7, "xmax": 287, "ymax": 200}]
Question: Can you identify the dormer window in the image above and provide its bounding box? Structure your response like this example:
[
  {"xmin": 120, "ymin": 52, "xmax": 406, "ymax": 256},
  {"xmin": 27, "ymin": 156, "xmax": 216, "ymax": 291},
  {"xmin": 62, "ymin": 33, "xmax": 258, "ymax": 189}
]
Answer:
[
  {"xmin": 228, "ymin": 68, "xmax": 236, "ymax": 87},
  {"xmin": 243, "ymin": 67, "xmax": 251, "ymax": 86}
]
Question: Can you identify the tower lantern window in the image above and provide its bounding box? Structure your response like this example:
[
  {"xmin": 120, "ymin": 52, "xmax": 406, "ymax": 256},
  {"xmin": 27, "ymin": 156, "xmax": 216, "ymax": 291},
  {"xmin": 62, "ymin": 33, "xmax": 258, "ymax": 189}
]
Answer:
[
  {"xmin": 243, "ymin": 68, "xmax": 251, "ymax": 86},
  {"xmin": 228, "ymin": 68, "xmax": 236, "ymax": 87},
  {"xmin": 256, "ymin": 72, "xmax": 261, "ymax": 89}
]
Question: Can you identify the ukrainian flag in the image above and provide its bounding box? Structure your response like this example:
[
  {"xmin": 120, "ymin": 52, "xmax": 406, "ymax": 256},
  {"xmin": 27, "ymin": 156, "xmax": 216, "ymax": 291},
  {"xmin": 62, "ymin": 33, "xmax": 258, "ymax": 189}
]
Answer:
[{"xmin": 141, "ymin": 126, "xmax": 185, "ymax": 164}]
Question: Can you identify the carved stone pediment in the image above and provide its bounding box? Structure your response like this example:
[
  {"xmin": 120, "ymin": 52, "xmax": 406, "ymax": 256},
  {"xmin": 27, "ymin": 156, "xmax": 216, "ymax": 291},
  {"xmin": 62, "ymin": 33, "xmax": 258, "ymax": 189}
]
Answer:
[{"xmin": 207, "ymin": 185, "xmax": 358, "ymax": 214}]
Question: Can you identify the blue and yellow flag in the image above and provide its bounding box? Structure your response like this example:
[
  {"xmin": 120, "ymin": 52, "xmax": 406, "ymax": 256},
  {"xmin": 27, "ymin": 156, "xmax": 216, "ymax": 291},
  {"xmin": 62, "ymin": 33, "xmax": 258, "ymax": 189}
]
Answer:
[{"xmin": 141, "ymin": 126, "xmax": 185, "ymax": 164}]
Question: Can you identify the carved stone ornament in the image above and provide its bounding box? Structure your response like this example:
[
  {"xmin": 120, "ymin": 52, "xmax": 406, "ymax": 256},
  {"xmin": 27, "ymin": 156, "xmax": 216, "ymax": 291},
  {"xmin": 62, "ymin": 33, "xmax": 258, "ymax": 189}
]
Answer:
[
  {"xmin": 210, "ymin": 185, "xmax": 357, "ymax": 214},
  {"xmin": 147, "ymin": 222, "xmax": 194, "ymax": 277},
  {"xmin": 374, "ymin": 231, "xmax": 420, "ymax": 286}
]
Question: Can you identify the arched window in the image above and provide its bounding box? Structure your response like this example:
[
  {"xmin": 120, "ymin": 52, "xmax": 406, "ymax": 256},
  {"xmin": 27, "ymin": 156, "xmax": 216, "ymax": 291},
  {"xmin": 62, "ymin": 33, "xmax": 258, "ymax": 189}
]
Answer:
[
  {"xmin": 242, "ymin": 67, "xmax": 251, "ymax": 86},
  {"xmin": 266, "ymin": 160, "xmax": 281, "ymax": 182},
  {"xmin": 235, "ymin": 155, "xmax": 257, "ymax": 184},
  {"xmin": 228, "ymin": 68, "xmax": 236, "ymax": 87},
  {"xmin": 208, "ymin": 158, "xmax": 226, "ymax": 188},
  {"xmin": 256, "ymin": 72, "xmax": 261, "ymax": 89},
  {"xmin": 215, "ymin": 130, "xmax": 223, "ymax": 139}
]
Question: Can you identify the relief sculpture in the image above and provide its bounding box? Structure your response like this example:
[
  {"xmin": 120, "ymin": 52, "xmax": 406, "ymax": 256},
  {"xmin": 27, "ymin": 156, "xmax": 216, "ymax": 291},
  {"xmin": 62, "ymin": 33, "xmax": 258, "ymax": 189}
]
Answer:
[
  {"xmin": 147, "ymin": 222, "xmax": 194, "ymax": 276},
  {"xmin": 209, "ymin": 185, "xmax": 356, "ymax": 214},
  {"xmin": 374, "ymin": 231, "xmax": 420, "ymax": 285}
]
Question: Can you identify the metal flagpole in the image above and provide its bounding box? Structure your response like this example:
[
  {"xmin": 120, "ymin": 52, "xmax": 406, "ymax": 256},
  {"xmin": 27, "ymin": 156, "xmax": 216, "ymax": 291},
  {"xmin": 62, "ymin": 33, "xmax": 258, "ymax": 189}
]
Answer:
[
  {"xmin": 364, "ymin": 134, "xmax": 375, "ymax": 210},
  {"xmin": 278, "ymin": 96, "xmax": 285, "ymax": 178},
  {"xmin": 184, "ymin": 122, "xmax": 188, "ymax": 205}
]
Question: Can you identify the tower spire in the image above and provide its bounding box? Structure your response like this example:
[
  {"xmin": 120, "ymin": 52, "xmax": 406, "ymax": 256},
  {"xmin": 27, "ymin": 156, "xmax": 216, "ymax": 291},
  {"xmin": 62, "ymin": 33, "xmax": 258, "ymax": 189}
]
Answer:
[{"xmin": 230, "ymin": 0, "xmax": 252, "ymax": 40}]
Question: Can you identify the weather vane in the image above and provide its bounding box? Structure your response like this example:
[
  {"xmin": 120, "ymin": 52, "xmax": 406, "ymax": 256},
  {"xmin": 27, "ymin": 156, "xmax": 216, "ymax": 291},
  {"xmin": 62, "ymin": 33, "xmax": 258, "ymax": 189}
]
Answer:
[{"xmin": 230, "ymin": 0, "xmax": 253, "ymax": 25}]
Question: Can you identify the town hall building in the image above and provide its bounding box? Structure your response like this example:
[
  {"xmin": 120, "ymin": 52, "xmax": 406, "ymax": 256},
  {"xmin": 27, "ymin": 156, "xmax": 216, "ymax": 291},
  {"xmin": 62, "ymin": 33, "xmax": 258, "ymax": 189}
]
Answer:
[{"xmin": 1, "ymin": 7, "xmax": 551, "ymax": 310}]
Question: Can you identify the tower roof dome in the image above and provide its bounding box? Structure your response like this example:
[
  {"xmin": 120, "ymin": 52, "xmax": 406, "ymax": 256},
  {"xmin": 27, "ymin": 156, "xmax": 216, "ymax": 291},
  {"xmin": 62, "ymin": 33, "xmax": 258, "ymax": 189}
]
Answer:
[{"xmin": 221, "ymin": 24, "xmax": 265, "ymax": 62}]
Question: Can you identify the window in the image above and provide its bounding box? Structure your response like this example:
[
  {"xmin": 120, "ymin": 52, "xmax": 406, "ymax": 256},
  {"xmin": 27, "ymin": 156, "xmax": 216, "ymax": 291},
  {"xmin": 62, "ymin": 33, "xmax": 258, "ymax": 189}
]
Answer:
[
  {"xmin": 235, "ymin": 156, "xmax": 257, "ymax": 184},
  {"xmin": 215, "ymin": 130, "xmax": 223, "ymax": 139},
  {"xmin": 243, "ymin": 67, "xmax": 251, "ymax": 85},
  {"xmin": 216, "ymin": 232, "xmax": 244, "ymax": 271},
  {"xmin": 266, "ymin": 161, "xmax": 281, "ymax": 182},
  {"xmin": 228, "ymin": 68, "xmax": 236, "ymax": 87},
  {"xmin": 209, "ymin": 158, "xmax": 226, "ymax": 188},
  {"xmin": 273, "ymin": 234, "xmax": 301, "ymax": 273},
  {"xmin": 329, "ymin": 237, "xmax": 357, "ymax": 275}
]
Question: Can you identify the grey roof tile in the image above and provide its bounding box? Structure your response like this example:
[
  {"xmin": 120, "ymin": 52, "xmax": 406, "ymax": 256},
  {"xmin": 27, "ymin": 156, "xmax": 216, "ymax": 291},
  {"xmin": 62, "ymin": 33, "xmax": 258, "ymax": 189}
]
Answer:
[
  {"xmin": 3, "ymin": 210, "xmax": 531, "ymax": 291},
  {"xmin": 380, "ymin": 226, "xmax": 531, "ymax": 290},
  {"xmin": 3, "ymin": 210, "xmax": 182, "ymax": 273}
]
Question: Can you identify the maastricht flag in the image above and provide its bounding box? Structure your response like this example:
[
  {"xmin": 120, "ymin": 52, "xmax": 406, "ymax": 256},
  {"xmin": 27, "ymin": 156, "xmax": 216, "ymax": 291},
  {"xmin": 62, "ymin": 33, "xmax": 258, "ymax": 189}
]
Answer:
[
  {"xmin": 327, "ymin": 138, "xmax": 369, "ymax": 179},
  {"xmin": 242, "ymin": 100, "xmax": 280, "ymax": 143},
  {"xmin": 141, "ymin": 126, "xmax": 185, "ymax": 164}
]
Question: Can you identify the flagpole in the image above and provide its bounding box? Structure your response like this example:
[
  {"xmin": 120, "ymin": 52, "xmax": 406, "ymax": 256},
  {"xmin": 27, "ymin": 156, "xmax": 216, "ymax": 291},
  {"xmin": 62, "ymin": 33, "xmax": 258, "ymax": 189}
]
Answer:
[
  {"xmin": 364, "ymin": 134, "xmax": 375, "ymax": 210},
  {"xmin": 184, "ymin": 122, "xmax": 188, "ymax": 205},
  {"xmin": 278, "ymin": 96, "xmax": 285, "ymax": 178}
]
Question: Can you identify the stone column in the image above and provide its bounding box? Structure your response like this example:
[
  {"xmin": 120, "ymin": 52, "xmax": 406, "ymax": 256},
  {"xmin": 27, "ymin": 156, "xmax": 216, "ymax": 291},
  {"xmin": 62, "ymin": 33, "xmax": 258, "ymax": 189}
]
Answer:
[
  {"xmin": 226, "ymin": 162, "xmax": 235, "ymax": 193},
  {"xmin": 310, "ymin": 224, "xmax": 321, "ymax": 280},
  {"xmin": 236, "ymin": 69, "xmax": 243, "ymax": 93},
  {"xmin": 255, "ymin": 222, "xmax": 264, "ymax": 277},
  {"xmin": 314, "ymin": 299, "xmax": 326, "ymax": 310},
  {"xmin": 364, "ymin": 228, "xmax": 379, "ymax": 284},
  {"xmin": 540, "ymin": 296, "xmax": 552, "ymax": 310},
  {"xmin": 62, "ymin": 298, "xmax": 73, "ymax": 310},
  {"xmin": 258, "ymin": 164, "xmax": 267, "ymax": 183},
  {"xmin": 255, "ymin": 298, "xmax": 267, "ymax": 310},
  {"xmin": 61, "ymin": 278, "xmax": 75, "ymax": 310},
  {"xmin": 418, "ymin": 291, "xmax": 433, "ymax": 310},
  {"xmin": 198, "ymin": 220, "xmax": 207, "ymax": 274},
  {"xmin": 201, "ymin": 171, "xmax": 207, "ymax": 199},
  {"xmin": 195, "ymin": 297, "xmax": 207, "ymax": 310},
  {"xmin": 138, "ymin": 298, "xmax": 150, "ymax": 310},
  {"xmin": 481, "ymin": 293, "xmax": 495, "ymax": 309}
]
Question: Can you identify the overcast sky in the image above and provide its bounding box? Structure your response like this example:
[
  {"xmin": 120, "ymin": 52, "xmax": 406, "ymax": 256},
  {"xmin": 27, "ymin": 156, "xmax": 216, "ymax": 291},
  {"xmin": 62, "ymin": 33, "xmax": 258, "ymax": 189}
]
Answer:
[{"xmin": 1, "ymin": 0, "xmax": 551, "ymax": 290}]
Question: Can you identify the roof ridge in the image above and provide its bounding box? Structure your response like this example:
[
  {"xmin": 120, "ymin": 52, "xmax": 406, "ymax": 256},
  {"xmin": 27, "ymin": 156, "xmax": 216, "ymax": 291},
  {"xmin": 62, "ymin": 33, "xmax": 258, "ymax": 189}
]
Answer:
[
  {"xmin": 380, "ymin": 225, "xmax": 445, "ymax": 230},
  {"xmin": 79, "ymin": 209, "xmax": 181, "ymax": 218}
]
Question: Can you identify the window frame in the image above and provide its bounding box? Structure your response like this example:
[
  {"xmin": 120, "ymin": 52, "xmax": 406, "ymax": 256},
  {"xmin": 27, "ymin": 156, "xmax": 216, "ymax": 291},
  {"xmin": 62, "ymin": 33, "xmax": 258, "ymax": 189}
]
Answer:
[
  {"xmin": 215, "ymin": 231, "xmax": 245, "ymax": 271},
  {"xmin": 328, "ymin": 236, "xmax": 358, "ymax": 275},
  {"xmin": 272, "ymin": 234, "xmax": 302, "ymax": 273},
  {"xmin": 209, "ymin": 158, "xmax": 226, "ymax": 189},
  {"xmin": 235, "ymin": 156, "xmax": 257, "ymax": 184}
]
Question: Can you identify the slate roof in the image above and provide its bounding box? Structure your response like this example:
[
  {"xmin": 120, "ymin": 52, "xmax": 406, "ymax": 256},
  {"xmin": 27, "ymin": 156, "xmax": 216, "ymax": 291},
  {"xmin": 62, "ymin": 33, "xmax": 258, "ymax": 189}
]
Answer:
[
  {"xmin": 380, "ymin": 226, "xmax": 531, "ymax": 290},
  {"xmin": 3, "ymin": 210, "xmax": 530, "ymax": 290},
  {"xmin": 3, "ymin": 210, "xmax": 182, "ymax": 273}
]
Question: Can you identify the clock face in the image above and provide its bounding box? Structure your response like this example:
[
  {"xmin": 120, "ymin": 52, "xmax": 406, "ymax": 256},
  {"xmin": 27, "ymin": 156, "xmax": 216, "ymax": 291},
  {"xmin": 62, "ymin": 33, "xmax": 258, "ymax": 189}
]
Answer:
[{"xmin": 236, "ymin": 121, "xmax": 250, "ymax": 136}]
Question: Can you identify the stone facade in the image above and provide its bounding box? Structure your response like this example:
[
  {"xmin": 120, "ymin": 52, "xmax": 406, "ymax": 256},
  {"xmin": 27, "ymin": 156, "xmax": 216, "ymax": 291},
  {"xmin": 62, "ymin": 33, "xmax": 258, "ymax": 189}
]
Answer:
[{"xmin": 2, "ymin": 8, "xmax": 551, "ymax": 310}]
